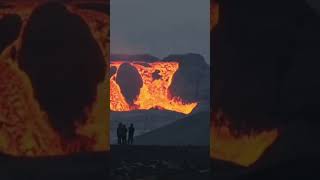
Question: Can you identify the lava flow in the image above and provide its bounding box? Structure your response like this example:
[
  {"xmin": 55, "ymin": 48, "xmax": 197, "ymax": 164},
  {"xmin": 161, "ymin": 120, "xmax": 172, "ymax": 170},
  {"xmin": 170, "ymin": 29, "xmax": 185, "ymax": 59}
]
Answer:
[
  {"xmin": 210, "ymin": 109, "xmax": 279, "ymax": 167},
  {"xmin": 0, "ymin": 1, "xmax": 109, "ymax": 156},
  {"xmin": 110, "ymin": 61, "xmax": 198, "ymax": 114}
]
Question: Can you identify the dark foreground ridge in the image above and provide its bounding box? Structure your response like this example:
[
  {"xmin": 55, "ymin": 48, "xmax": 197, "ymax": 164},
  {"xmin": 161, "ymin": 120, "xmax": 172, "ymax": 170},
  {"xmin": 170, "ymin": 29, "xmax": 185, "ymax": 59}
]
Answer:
[
  {"xmin": 110, "ymin": 145, "xmax": 210, "ymax": 180},
  {"xmin": 0, "ymin": 152, "xmax": 109, "ymax": 180},
  {"xmin": 0, "ymin": 146, "xmax": 208, "ymax": 180}
]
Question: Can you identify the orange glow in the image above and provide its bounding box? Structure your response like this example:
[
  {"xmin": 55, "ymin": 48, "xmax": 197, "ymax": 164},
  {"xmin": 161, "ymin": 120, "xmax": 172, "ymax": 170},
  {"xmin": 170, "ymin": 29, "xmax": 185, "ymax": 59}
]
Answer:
[
  {"xmin": 210, "ymin": 0, "xmax": 278, "ymax": 167},
  {"xmin": 210, "ymin": 109, "xmax": 279, "ymax": 167},
  {"xmin": 211, "ymin": 0, "xmax": 219, "ymax": 30},
  {"xmin": 110, "ymin": 61, "xmax": 198, "ymax": 114},
  {"xmin": 0, "ymin": 1, "xmax": 109, "ymax": 156}
]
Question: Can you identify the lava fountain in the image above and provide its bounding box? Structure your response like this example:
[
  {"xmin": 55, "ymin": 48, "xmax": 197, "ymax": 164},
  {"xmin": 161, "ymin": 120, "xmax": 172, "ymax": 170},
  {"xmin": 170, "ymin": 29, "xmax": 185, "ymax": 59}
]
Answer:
[{"xmin": 110, "ymin": 61, "xmax": 198, "ymax": 115}]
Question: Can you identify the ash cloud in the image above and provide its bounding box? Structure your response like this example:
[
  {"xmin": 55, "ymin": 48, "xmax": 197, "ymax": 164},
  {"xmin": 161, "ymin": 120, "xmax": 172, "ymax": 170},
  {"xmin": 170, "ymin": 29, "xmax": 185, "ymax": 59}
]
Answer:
[{"xmin": 111, "ymin": 0, "xmax": 210, "ymax": 64}]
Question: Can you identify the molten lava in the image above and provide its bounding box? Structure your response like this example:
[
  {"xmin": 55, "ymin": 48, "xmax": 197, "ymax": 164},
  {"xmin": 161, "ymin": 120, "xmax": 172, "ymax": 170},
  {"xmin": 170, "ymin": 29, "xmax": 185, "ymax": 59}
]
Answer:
[
  {"xmin": 210, "ymin": 109, "xmax": 279, "ymax": 167},
  {"xmin": 0, "ymin": 1, "xmax": 109, "ymax": 156},
  {"xmin": 110, "ymin": 61, "xmax": 198, "ymax": 114},
  {"xmin": 210, "ymin": 0, "xmax": 278, "ymax": 167}
]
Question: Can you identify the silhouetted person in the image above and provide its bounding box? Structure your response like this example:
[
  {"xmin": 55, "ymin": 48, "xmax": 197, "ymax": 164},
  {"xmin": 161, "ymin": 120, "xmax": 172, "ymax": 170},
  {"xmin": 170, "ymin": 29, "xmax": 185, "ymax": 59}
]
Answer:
[
  {"xmin": 128, "ymin": 124, "xmax": 135, "ymax": 144},
  {"xmin": 119, "ymin": 124, "xmax": 125, "ymax": 144},
  {"xmin": 117, "ymin": 123, "xmax": 122, "ymax": 144},
  {"xmin": 122, "ymin": 125, "xmax": 128, "ymax": 144}
]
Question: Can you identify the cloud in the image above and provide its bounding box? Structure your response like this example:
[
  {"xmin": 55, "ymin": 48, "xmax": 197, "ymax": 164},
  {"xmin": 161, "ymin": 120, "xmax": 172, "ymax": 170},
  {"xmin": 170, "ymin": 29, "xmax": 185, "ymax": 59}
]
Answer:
[{"xmin": 111, "ymin": 0, "xmax": 210, "ymax": 63}]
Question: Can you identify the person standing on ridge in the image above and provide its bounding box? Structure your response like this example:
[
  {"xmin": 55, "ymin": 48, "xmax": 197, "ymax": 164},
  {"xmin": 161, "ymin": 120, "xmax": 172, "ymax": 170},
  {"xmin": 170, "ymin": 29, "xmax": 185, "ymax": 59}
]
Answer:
[
  {"xmin": 128, "ymin": 124, "xmax": 135, "ymax": 144},
  {"xmin": 123, "ymin": 124, "xmax": 128, "ymax": 144},
  {"xmin": 117, "ymin": 123, "xmax": 122, "ymax": 144}
]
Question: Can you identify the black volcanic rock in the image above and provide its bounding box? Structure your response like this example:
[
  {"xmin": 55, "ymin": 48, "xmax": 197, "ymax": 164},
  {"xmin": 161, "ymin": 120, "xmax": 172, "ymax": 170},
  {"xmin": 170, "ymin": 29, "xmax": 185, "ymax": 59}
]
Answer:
[
  {"xmin": 110, "ymin": 145, "xmax": 209, "ymax": 180},
  {"xmin": 212, "ymin": 0, "xmax": 320, "ymax": 131},
  {"xmin": 18, "ymin": 2, "xmax": 106, "ymax": 139},
  {"xmin": 0, "ymin": 14, "xmax": 22, "ymax": 54},
  {"xmin": 111, "ymin": 54, "xmax": 159, "ymax": 62},
  {"xmin": 164, "ymin": 53, "xmax": 210, "ymax": 103},
  {"xmin": 116, "ymin": 63, "xmax": 143, "ymax": 105},
  {"xmin": 0, "ymin": 152, "xmax": 109, "ymax": 180},
  {"xmin": 152, "ymin": 70, "xmax": 162, "ymax": 80},
  {"xmin": 110, "ymin": 66, "xmax": 117, "ymax": 78}
]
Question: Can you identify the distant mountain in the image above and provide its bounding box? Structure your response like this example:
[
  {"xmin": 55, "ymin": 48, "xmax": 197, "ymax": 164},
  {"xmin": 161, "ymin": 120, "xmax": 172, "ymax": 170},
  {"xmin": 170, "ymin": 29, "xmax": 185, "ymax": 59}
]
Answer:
[
  {"xmin": 134, "ymin": 112, "xmax": 210, "ymax": 146},
  {"xmin": 111, "ymin": 54, "xmax": 159, "ymax": 62},
  {"xmin": 163, "ymin": 53, "xmax": 209, "ymax": 68},
  {"xmin": 164, "ymin": 53, "xmax": 210, "ymax": 103}
]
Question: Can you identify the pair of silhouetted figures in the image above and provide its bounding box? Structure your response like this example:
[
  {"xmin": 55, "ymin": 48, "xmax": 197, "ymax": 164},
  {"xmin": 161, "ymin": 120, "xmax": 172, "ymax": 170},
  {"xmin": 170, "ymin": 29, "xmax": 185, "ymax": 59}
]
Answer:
[{"xmin": 117, "ymin": 123, "xmax": 135, "ymax": 145}]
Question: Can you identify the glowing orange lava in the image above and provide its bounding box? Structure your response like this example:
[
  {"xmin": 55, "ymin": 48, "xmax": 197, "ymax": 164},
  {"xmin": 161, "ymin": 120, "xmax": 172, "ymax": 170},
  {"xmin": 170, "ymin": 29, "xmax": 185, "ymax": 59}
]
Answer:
[
  {"xmin": 110, "ymin": 61, "xmax": 198, "ymax": 114},
  {"xmin": 0, "ymin": 1, "xmax": 109, "ymax": 156},
  {"xmin": 210, "ymin": 0, "xmax": 278, "ymax": 167},
  {"xmin": 210, "ymin": 109, "xmax": 279, "ymax": 167},
  {"xmin": 211, "ymin": 0, "xmax": 219, "ymax": 30}
]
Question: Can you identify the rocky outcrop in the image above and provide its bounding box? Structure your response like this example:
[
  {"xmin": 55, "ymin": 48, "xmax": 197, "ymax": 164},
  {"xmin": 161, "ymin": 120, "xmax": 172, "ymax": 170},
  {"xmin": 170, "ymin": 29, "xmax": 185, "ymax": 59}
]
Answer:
[
  {"xmin": 116, "ymin": 63, "xmax": 143, "ymax": 105},
  {"xmin": 18, "ymin": 2, "xmax": 105, "ymax": 138},
  {"xmin": 0, "ymin": 14, "xmax": 22, "ymax": 54},
  {"xmin": 164, "ymin": 53, "xmax": 210, "ymax": 103},
  {"xmin": 110, "ymin": 66, "xmax": 117, "ymax": 78},
  {"xmin": 212, "ymin": 0, "xmax": 320, "ymax": 131}
]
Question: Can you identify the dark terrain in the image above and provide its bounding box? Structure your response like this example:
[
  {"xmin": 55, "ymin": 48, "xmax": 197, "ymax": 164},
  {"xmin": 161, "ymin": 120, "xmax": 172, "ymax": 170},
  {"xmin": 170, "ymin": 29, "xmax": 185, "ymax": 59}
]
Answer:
[
  {"xmin": 0, "ymin": 146, "xmax": 209, "ymax": 180},
  {"xmin": 134, "ymin": 112, "xmax": 210, "ymax": 146},
  {"xmin": 110, "ymin": 145, "xmax": 210, "ymax": 180},
  {"xmin": 0, "ymin": 152, "xmax": 109, "ymax": 180}
]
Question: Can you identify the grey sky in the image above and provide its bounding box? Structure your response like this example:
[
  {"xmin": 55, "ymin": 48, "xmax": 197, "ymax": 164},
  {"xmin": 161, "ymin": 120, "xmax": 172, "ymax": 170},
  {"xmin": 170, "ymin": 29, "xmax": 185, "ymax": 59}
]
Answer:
[{"xmin": 110, "ymin": 0, "xmax": 210, "ymax": 64}]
